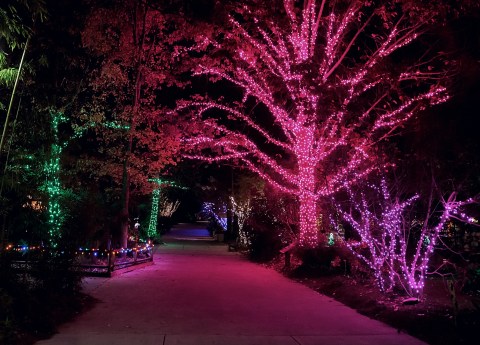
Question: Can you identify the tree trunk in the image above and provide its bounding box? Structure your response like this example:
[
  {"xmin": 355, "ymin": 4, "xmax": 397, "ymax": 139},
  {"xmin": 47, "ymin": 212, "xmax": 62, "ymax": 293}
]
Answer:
[
  {"xmin": 298, "ymin": 190, "xmax": 318, "ymax": 247},
  {"xmin": 120, "ymin": 159, "xmax": 129, "ymax": 248},
  {"xmin": 296, "ymin": 127, "xmax": 318, "ymax": 247}
]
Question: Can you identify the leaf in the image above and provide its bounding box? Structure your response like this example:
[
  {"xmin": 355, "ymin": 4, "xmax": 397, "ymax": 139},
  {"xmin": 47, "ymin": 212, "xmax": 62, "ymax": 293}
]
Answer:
[{"xmin": 0, "ymin": 67, "xmax": 18, "ymax": 87}]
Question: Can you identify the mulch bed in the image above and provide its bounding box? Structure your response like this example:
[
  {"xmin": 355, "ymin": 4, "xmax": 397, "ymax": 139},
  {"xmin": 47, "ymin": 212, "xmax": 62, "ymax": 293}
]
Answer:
[{"xmin": 265, "ymin": 255, "xmax": 480, "ymax": 345}]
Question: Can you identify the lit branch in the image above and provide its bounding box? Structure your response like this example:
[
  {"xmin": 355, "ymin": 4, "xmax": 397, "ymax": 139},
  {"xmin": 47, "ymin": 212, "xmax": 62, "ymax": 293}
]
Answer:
[
  {"xmin": 323, "ymin": 11, "xmax": 373, "ymax": 81},
  {"xmin": 373, "ymin": 86, "xmax": 448, "ymax": 131},
  {"xmin": 182, "ymin": 101, "xmax": 293, "ymax": 150},
  {"xmin": 158, "ymin": 198, "xmax": 180, "ymax": 218}
]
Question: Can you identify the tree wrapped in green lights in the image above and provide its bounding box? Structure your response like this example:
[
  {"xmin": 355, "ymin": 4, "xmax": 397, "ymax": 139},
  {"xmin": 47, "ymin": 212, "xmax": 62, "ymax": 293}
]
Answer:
[
  {"xmin": 44, "ymin": 111, "xmax": 68, "ymax": 247},
  {"xmin": 44, "ymin": 110, "xmax": 100, "ymax": 247},
  {"xmin": 147, "ymin": 178, "xmax": 185, "ymax": 239},
  {"xmin": 147, "ymin": 188, "xmax": 161, "ymax": 238}
]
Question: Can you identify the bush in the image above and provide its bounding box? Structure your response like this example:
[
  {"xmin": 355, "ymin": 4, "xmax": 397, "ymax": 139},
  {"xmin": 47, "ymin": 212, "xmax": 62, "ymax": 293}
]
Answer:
[
  {"xmin": 0, "ymin": 287, "xmax": 15, "ymax": 344},
  {"xmin": 244, "ymin": 224, "xmax": 284, "ymax": 262},
  {"xmin": 291, "ymin": 244, "xmax": 355, "ymax": 277},
  {"xmin": 157, "ymin": 217, "xmax": 174, "ymax": 234},
  {"xmin": 0, "ymin": 250, "xmax": 82, "ymax": 344}
]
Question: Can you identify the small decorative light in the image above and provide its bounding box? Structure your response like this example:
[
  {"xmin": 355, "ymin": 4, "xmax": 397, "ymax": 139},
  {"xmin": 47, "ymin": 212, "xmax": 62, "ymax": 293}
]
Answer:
[{"xmin": 327, "ymin": 232, "xmax": 335, "ymax": 246}]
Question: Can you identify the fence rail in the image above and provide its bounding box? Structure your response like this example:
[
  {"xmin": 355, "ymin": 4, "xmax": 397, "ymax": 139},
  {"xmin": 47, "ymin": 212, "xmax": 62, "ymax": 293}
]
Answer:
[{"xmin": 2, "ymin": 244, "xmax": 154, "ymax": 277}]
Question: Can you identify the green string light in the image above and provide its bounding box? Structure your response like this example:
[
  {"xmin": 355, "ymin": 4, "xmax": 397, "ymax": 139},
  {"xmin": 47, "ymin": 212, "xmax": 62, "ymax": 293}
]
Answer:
[
  {"xmin": 103, "ymin": 121, "xmax": 130, "ymax": 130},
  {"xmin": 146, "ymin": 178, "xmax": 186, "ymax": 238},
  {"xmin": 42, "ymin": 113, "xmax": 130, "ymax": 247},
  {"xmin": 45, "ymin": 111, "xmax": 68, "ymax": 248},
  {"xmin": 147, "ymin": 188, "xmax": 161, "ymax": 237}
]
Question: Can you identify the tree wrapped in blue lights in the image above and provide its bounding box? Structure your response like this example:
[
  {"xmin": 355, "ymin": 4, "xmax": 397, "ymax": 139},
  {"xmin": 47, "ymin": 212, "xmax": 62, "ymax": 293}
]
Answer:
[{"xmin": 202, "ymin": 202, "xmax": 228, "ymax": 231}]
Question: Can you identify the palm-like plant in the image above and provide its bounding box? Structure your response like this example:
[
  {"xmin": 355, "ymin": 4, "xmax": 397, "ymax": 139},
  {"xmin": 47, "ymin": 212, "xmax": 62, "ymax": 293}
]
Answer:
[{"xmin": 0, "ymin": 0, "xmax": 47, "ymax": 153}]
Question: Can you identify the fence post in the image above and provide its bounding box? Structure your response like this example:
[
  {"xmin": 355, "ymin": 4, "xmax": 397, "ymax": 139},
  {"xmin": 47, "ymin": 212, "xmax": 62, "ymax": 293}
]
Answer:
[{"xmin": 107, "ymin": 238, "xmax": 113, "ymax": 275}]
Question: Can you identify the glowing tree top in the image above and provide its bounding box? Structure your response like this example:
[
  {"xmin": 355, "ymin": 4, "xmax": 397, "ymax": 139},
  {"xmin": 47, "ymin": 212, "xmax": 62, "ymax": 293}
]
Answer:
[{"xmin": 179, "ymin": 0, "xmax": 451, "ymax": 247}]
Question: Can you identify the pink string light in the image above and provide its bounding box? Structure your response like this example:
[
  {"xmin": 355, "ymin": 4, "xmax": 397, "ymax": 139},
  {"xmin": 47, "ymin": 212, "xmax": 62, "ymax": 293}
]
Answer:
[
  {"xmin": 333, "ymin": 179, "xmax": 475, "ymax": 297},
  {"xmin": 179, "ymin": 1, "xmax": 450, "ymax": 248}
]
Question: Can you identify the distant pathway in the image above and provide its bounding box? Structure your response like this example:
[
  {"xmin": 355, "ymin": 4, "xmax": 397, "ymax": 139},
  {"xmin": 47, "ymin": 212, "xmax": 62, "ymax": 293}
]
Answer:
[{"xmin": 36, "ymin": 223, "xmax": 426, "ymax": 345}]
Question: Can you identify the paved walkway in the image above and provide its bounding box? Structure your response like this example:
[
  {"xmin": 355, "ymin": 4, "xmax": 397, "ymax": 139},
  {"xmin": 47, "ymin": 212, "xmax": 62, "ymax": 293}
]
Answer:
[{"xmin": 36, "ymin": 223, "xmax": 426, "ymax": 345}]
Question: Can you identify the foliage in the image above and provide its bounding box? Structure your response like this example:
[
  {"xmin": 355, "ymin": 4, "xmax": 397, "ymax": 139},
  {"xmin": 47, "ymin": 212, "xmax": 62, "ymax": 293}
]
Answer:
[
  {"xmin": 0, "ymin": 0, "xmax": 47, "ymax": 124},
  {"xmin": 79, "ymin": 0, "xmax": 208, "ymax": 195},
  {"xmin": 0, "ymin": 0, "xmax": 91, "ymax": 249},
  {"xmin": 79, "ymin": 0, "xmax": 217, "ymax": 246},
  {"xmin": 0, "ymin": 68, "xmax": 17, "ymax": 88},
  {"xmin": 245, "ymin": 186, "xmax": 299, "ymax": 261},
  {"xmin": 0, "ymin": 0, "xmax": 47, "ymax": 48},
  {"xmin": 0, "ymin": 130, "xmax": 48, "ymax": 247},
  {"xmin": 0, "ymin": 249, "xmax": 82, "ymax": 344}
]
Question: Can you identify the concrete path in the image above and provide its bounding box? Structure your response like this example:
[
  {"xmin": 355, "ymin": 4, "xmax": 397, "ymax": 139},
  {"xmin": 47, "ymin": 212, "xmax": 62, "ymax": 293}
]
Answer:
[{"xmin": 36, "ymin": 223, "xmax": 426, "ymax": 345}]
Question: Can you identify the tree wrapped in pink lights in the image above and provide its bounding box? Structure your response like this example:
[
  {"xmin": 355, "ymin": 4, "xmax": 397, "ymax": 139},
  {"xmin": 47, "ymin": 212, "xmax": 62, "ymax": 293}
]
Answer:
[
  {"xmin": 179, "ymin": 0, "xmax": 450, "ymax": 247},
  {"xmin": 332, "ymin": 178, "xmax": 476, "ymax": 298}
]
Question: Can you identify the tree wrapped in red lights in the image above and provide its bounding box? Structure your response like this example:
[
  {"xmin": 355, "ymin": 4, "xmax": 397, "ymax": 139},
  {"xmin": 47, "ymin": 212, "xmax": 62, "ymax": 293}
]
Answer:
[
  {"xmin": 332, "ymin": 178, "xmax": 476, "ymax": 298},
  {"xmin": 179, "ymin": 0, "xmax": 450, "ymax": 247}
]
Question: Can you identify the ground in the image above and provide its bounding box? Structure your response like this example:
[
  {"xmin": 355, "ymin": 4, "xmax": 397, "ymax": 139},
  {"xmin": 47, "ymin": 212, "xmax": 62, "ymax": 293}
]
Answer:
[
  {"xmin": 8, "ymin": 292, "xmax": 95, "ymax": 345},
  {"xmin": 6, "ymin": 230, "xmax": 479, "ymax": 345},
  {"xmin": 265, "ymin": 254, "xmax": 480, "ymax": 345}
]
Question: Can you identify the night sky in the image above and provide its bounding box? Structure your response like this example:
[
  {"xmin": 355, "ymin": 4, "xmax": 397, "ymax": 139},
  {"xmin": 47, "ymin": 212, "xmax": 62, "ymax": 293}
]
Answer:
[{"xmin": 2, "ymin": 0, "xmax": 480, "ymax": 217}]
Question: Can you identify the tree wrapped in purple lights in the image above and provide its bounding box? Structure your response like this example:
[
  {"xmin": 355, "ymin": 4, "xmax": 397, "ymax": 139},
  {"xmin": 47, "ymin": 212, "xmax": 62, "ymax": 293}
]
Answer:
[
  {"xmin": 179, "ymin": 0, "xmax": 450, "ymax": 247},
  {"xmin": 202, "ymin": 202, "xmax": 228, "ymax": 231},
  {"xmin": 332, "ymin": 178, "xmax": 476, "ymax": 298}
]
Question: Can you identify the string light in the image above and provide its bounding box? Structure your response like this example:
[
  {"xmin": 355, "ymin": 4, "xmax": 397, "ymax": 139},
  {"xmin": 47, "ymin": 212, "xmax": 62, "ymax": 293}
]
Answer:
[
  {"xmin": 147, "ymin": 178, "xmax": 185, "ymax": 238},
  {"xmin": 43, "ymin": 112, "xmax": 132, "ymax": 247},
  {"xmin": 147, "ymin": 188, "xmax": 161, "ymax": 238},
  {"xmin": 158, "ymin": 198, "xmax": 180, "ymax": 218},
  {"xmin": 44, "ymin": 111, "xmax": 69, "ymax": 248},
  {"xmin": 4, "ymin": 244, "xmax": 44, "ymax": 252},
  {"xmin": 230, "ymin": 196, "xmax": 252, "ymax": 247},
  {"xmin": 179, "ymin": 0, "xmax": 450, "ymax": 248},
  {"xmin": 327, "ymin": 232, "xmax": 335, "ymax": 246},
  {"xmin": 333, "ymin": 179, "xmax": 475, "ymax": 297},
  {"xmin": 4, "ymin": 243, "xmax": 153, "ymax": 256},
  {"xmin": 202, "ymin": 202, "xmax": 227, "ymax": 230}
]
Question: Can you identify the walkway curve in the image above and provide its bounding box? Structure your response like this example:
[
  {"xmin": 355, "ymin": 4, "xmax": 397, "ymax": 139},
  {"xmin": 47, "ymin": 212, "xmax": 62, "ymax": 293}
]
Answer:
[{"xmin": 36, "ymin": 223, "xmax": 426, "ymax": 345}]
